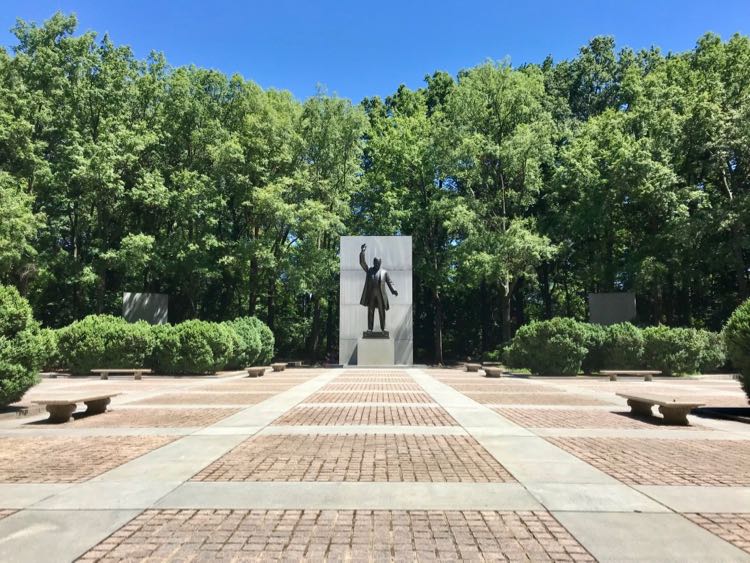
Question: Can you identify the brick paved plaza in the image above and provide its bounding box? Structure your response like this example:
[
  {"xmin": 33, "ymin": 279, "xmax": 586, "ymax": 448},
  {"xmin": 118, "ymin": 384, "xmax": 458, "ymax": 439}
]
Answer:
[{"xmin": 0, "ymin": 368, "xmax": 749, "ymax": 561}]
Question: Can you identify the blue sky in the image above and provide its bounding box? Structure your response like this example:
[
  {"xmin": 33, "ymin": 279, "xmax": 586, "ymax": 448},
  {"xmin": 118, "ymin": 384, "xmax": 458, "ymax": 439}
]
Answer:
[{"xmin": 2, "ymin": 1, "xmax": 748, "ymax": 102}]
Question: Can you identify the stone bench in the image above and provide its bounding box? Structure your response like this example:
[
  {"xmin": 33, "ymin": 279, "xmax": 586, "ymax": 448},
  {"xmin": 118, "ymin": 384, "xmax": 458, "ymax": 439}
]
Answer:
[
  {"xmin": 483, "ymin": 366, "xmax": 505, "ymax": 378},
  {"xmin": 271, "ymin": 363, "xmax": 286, "ymax": 372},
  {"xmin": 601, "ymin": 370, "xmax": 661, "ymax": 381},
  {"xmin": 91, "ymin": 368, "xmax": 152, "ymax": 380},
  {"xmin": 33, "ymin": 394, "xmax": 120, "ymax": 423},
  {"xmin": 616, "ymin": 392, "xmax": 705, "ymax": 425},
  {"xmin": 465, "ymin": 363, "xmax": 481, "ymax": 372},
  {"xmin": 245, "ymin": 366, "xmax": 268, "ymax": 377}
]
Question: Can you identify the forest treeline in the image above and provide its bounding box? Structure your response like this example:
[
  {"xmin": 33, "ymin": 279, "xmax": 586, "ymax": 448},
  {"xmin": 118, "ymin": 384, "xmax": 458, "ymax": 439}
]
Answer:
[{"xmin": 1, "ymin": 13, "xmax": 748, "ymax": 362}]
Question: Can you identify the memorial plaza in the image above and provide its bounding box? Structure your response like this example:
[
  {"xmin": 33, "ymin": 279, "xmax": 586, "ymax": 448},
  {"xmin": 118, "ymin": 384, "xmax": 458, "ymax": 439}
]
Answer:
[{"xmin": 0, "ymin": 367, "xmax": 748, "ymax": 561}]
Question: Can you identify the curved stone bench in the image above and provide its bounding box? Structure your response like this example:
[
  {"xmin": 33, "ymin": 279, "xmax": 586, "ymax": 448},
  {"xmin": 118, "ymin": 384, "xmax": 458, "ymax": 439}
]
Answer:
[
  {"xmin": 91, "ymin": 368, "xmax": 152, "ymax": 380},
  {"xmin": 33, "ymin": 393, "xmax": 120, "ymax": 423},
  {"xmin": 483, "ymin": 366, "xmax": 504, "ymax": 378},
  {"xmin": 616, "ymin": 392, "xmax": 704, "ymax": 425},
  {"xmin": 271, "ymin": 363, "xmax": 287, "ymax": 372},
  {"xmin": 601, "ymin": 370, "xmax": 660, "ymax": 382},
  {"xmin": 245, "ymin": 366, "xmax": 268, "ymax": 377},
  {"xmin": 465, "ymin": 363, "xmax": 481, "ymax": 372}
]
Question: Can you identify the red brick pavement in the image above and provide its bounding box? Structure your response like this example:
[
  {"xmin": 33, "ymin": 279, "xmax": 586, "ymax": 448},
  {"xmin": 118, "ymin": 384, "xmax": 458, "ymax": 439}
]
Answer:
[
  {"xmin": 304, "ymin": 391, "xmax": 434, "ymax": 404},
  {"xmin": 77, "ymin": 509, "xmax": 594, "ymax": 562},
  {"xmin": 548, "ymin": 437, "xmax": 750, "ymax": 486},
  {"xmin": 685, "ymin": 513, "xmax": 750, "ymax": 555},
  {"xmin": 273, "ymin": 406, "xmax": 458, "ymax": 426},
  {"xmin": 50, "ymin": 408, "xmax": 242, "ymax": 428},
  {"xmin": 192, "ymin": 434, "xmax": 515, "ymax": 482},
  {"xmin": 494, "ymin": 408, "xmax": 711, "ymax": 430},
  {"xmin": 131, "ymin": 392, "xmax": 276, "ymax": 405},
  {"xmin": 320, "ymin": 383, "xmax": 423, "ymax": 392},
  {"xmin": 0, "ymin": 436, "xmax": 175, "ymax": 483},
  {"xmin": 467, "ymin": 393, "xmax": 613, "ymax": 406}
]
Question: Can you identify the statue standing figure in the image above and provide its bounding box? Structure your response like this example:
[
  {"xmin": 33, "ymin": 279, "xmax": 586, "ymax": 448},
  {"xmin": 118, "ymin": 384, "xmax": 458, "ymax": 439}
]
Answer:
[{"xmin": 359, "ymin": 243, "xmax": 398, "ymax": 334}]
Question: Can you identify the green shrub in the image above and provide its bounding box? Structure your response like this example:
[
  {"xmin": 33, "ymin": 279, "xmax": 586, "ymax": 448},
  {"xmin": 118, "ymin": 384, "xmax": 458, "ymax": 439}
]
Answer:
[
  {"xmin": 580, "ymin": 323, "xmax": 607, "ymax": 374},
  {"xmin": 151, "ymin": 320, "xmax": 235, "ymax": 374},
  {"xmin": 225, "ymin": 317, "xmax": 263, "ymax": 368},
  {"xmin": 57, "ymin": 315, "xmax": 155, "ymax": 374},
  {"xmin": 0, "ymin": 285, "xmax": 42, "ymax": 405},
  {"xmin": 724, "ymin": 299, "xmax": 750, "ymax": 401},
  {"xmin": 696, "ymin": 329, "xmax": 726, "ymax": 373},
  {"xmin": 642, "ymin": 326, "xmax": 704, "ymax": 376},
  {"xmin": 38, "ymin": 327, "xmax": 60, "ymax": 371},
  {"xmin": 602, "ymin": 323, "xmax": 644, "ymax": 369},
  {"xmin": 504, "ymin": 318, "xmax": 588, "ymax": 376},
  {"xmin": 243, "ymin": 317, "xmax": 274, "ymax": 364},
  {"xmin": 150, "ymin": 324, "xmax": 181, "ymax": 374}
]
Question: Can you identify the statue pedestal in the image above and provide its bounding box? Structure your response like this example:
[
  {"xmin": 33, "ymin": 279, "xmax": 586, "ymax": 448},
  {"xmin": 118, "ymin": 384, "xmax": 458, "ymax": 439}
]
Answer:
[{"xmin": 357, "ymin": 336, "xmax": 395, "ymax": 366}]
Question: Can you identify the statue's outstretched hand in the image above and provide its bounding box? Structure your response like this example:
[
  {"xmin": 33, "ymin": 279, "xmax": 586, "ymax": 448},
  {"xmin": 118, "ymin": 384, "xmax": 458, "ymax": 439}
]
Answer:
[
  {"xmin": 394, "ymin": 290, "xmax": 399, "ymax": 296},
  {"xmin": 361, "ymin": 243, "xmax": 366, "ymax": 251}
]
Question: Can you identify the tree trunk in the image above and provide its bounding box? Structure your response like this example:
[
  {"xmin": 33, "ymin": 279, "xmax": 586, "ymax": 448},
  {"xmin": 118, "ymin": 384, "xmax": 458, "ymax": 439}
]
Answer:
[
  {"xmin": 731, "ymin": 223, "xmax": 749, "ymax": 300},
  {"xmin": 480, "ymin": 281, "xmax": 491, "ymax": 353},
  {"xmin": 500, "ymin": 281, "xmax": 512, "ymax": 343},
  {"xmin": 266, "ymin": 277, "xmax": 275, "ymax": 332},
  {"xmin": 308, "ymin": 295, "xmax": 322, "ymax": 360},
  {"xmin": 433, "ymin": 287, "xmax": 443, "ymax": 365},
  {"xmin": 325, "ymin": 285, "xmax": 336, "ymax": 361},
  {"xmin": 541, "ymin": 262, "xmax": 552, "ymax": 319}
]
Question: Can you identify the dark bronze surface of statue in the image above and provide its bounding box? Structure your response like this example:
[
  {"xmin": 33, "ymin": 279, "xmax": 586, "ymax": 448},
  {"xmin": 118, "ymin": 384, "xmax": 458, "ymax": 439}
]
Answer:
[{"xmin": 359, "ymin": 244, "xmax": 398, "ymax": 336}]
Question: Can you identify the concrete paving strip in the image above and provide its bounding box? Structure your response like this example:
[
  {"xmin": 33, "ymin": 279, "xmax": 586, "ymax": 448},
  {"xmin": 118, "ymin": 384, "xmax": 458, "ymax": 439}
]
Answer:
[
  {"xmin": 210, "ymin": 370, "xmax": 341, "ymax": 427},
  {"xmin": 553, "ymin": 511, "xmax": 750, "ymax": 562},
  {"xmin": 0, "ymin": 484, "xmax": 73, "ymax": 509},
  {"xmin": 532, "ymin": 427, "xmax": 750, "ymax": 439},
  {"xmin": 0, "ymin": 509, "xmax": 140, "ymax": 563},
  {"xmin": 634, "ymin": 486, "xmax": 750, "ymax": 513},
  {"xmin": 256, "ymin": 425, "xmax": 468, "ymax": 435},
  {"xmin": 192, "ymin": 426, "xmax": 264, "ymax": 436},
  {"xmin": 155, "ymin": 482, "xmax": 543, "ymax": 511},
  {"xmin": 526, "ymin": 483, "xmax": 670, "ymax": 512},
  {"xmin": 410, "ymin": 369, "xmax": 642, "ymax": 491}
]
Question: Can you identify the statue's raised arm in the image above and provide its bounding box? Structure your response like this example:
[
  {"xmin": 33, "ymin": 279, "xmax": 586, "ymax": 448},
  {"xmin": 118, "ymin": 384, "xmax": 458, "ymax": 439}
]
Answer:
[{"xmin": 359, "ymin": 244, "xmax": 368, "ymax": 272}]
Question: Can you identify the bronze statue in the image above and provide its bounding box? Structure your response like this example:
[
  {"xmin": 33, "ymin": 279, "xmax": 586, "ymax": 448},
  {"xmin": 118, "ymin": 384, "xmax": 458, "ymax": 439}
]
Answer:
[{"xmin": 359, "ymin": 243, "xmax": 398, "ymax": 334}]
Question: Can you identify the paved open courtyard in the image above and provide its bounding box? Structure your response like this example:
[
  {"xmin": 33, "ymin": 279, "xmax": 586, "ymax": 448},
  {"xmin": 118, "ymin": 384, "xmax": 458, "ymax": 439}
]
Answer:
[{"xmin": 0, "ymin": 368, "xmax": 749, "ymax": 562}]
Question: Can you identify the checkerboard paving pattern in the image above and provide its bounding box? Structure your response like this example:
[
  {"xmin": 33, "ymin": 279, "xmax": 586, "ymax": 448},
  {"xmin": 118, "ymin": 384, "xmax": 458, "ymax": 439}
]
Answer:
[
  {"xmin": 273, "ymin": 406, "xmax": 458, "ymax": 426},
  {"xmin": 192, "ymin": 434, "xmax": 515, "ymax": 482},
  {"xmin": 684, "ymin": 513, "xmax": 750, "ymax": 555},
  {"xmin": 0, "ymin": 436, "xmax": 175, "ymax": 483},
  {"xmin": 449, "ymin": 383, "xmax": 560, "ymax": 393},
  {"xmin": 467, "ymin": 393, "xmax": 613, "ymax": 406},
  {"xmin": 320, "ymin": 382, "xmax": 423, "ymax": 392},
  {"xmin": 76, "ymin": 509, "xmax": 594, "ymax": 562},
  {"xmin": 53, "ymin": 408, "xmax": 241, "ymax": 428},
  {"xmin": 131, "ymin": 392, "xmax": 276, "ymax": 405},
  {"xmin": 304, "ymin": 391, "xmax": 434, "ymax": 404},
  {"xmin": 494, "ymin": 408, "xmax": 711, "ymax": 430},
  {"xmin": 548, "ymin": 437, "xmax": 750, "ymax": 486}
]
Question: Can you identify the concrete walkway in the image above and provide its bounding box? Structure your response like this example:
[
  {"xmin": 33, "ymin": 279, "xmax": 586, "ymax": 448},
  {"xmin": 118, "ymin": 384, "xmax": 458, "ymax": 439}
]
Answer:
[{"xmin": 0, "ymin": 368, "xmax": 748, "ymax": 561}]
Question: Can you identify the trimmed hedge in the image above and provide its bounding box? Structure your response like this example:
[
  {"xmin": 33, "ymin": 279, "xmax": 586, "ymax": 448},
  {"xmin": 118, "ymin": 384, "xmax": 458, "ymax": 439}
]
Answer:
[
  {"xmin": 0, "ymin": 285, "xmax": 44, "ymax": 405},
  {"xmin": 225, "ymin": 317, "xmax": 263, "ymax": 369},
  {"xmin": 724, "ymin": 299, "xmax": 750, "ymax": 401},
  {"xmin": 504, "ymin": 318, "xmax": 589, "ymax": 376},
  {"xmin": 503, "ymin": 317, "xmax": 722, "ymax": 377},
  {"xmin": 151, "ymin": 320, "xmax": 234, "ymax": 375},
  {"xmin": 245, "ymin": 316, "xmax": 275, "ymax": 364},
  {"xmin": 55, "ymin": 315, "xmax": 273, "ymax": 375},
  {"xmin": 57, "ymin": 315, "xmax": 155, "ymax": 375},
  {"xmin": 642, "ymin": 326, "xmax": 704, "ymax": 376}
]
